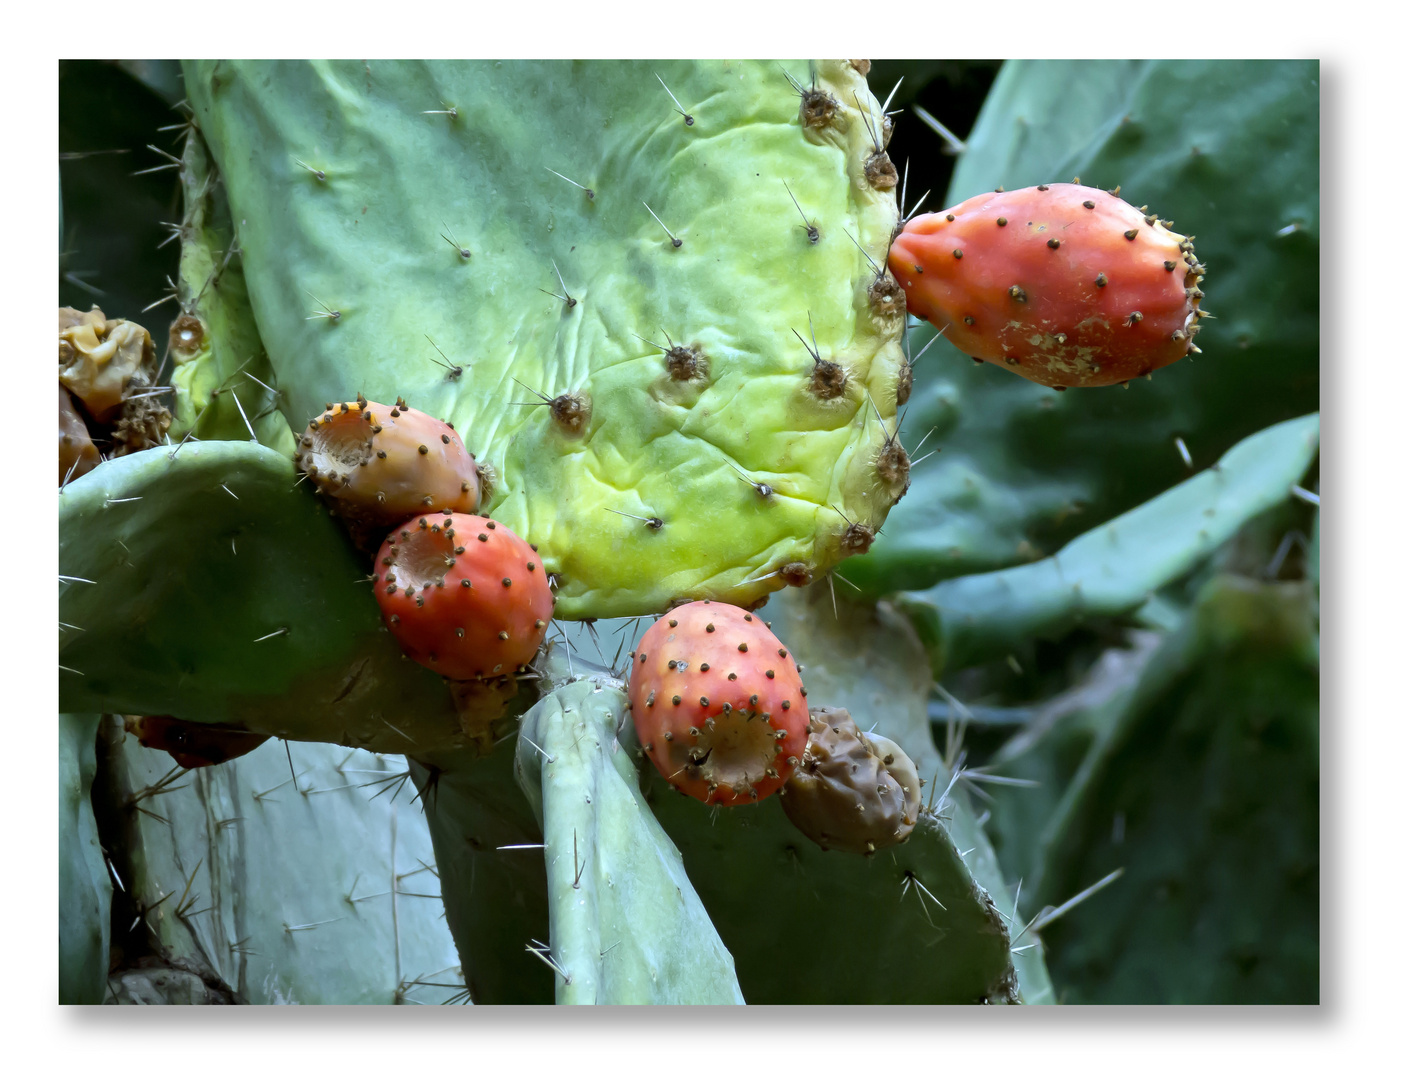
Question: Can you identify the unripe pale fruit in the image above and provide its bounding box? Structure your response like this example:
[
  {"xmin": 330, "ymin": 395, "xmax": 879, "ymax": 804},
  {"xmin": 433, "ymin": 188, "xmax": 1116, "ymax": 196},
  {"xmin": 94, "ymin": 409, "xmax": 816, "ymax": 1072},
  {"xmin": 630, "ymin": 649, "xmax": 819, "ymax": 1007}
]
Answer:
[
  {"xmin": 628, "ymin": 601, "xmax": 808, "ymax": 806},
  {"xmin": 297, "ymin": 396, "xmax": 480, "ymax": 546},
  {"xmin": 889, "ymin": 183, "xmax": 1204, "ymax": 389},
  {"xmin": 373, "ymin": 513, "xmax": 552, "ymax": 679}
]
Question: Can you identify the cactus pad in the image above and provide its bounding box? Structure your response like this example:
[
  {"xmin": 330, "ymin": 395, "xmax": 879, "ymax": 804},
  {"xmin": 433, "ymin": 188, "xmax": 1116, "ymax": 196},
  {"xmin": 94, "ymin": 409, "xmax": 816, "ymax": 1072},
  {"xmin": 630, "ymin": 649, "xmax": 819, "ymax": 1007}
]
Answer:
[{"xmin": 184, "ymin": 60, "xmax": 907, "ymax": 618}]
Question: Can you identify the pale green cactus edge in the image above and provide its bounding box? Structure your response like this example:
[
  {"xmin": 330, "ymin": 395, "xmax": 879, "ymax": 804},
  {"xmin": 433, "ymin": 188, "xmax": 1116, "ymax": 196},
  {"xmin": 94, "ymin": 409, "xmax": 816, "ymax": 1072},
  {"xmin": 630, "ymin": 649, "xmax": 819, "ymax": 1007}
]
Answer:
[
  {"xmin": 512, "ymin": 650, "xmax": 745, "ymax": 1004},
  {"xmin": 182, "ymin": 60, "xmax": 909, "ymax": 619},
  {"xmin": 896, "ymin": 413, "xmax": 1320, "ymax": 674},
  {"xmin": 59, "ymin": 714, "xmax": 111, "ymax": 1004},
  {"xmin": 167, "ymin": 116, "xmax": 294, "ymax": 452}
]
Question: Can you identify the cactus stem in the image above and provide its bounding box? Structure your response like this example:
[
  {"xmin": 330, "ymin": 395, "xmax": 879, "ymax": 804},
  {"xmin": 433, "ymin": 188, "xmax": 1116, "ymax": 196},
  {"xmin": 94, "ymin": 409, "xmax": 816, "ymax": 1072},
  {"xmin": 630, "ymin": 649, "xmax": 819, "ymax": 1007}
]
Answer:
[
  {"xmin": 653, "ymin": 72, "xmax": 693, "ymax": 126},
  {"xmin": 424, "ymin": 334, "xmax": 466, "ymax": 379},
  {"xmin": 438, "ymin": 221, "xmax": 471, "ymax": 259},
  {"xmin": 545, "ymin": 167, "xmax": 594, "ymax": 200},
  {"xmin": 782, "ymin": 179, "xmax": 820, "ymax": 243},
  {"xmin": 525, "ymin": 939, "xmax": 572, "ymax": 985},
  {"xmin": 642, "ymin": 201, "xmax": 683, "ymax": 248},
  {"xmin": 543, "ymin": 259, "xmax": 577, "ymax": 309},
  {"xmin": 908, "ymin": 323, "xmax": 947, "ymax": 367},
  {"xmin": 843, "ymin": 226, "xmax": 884, "ymax": 277},
  {"xmin": 605, "ymin": 507, "xmax": 664, "ymax": 530},
  {"xmin": 302, "ymin": 289, "xmax": 341, "ymax": 321}
]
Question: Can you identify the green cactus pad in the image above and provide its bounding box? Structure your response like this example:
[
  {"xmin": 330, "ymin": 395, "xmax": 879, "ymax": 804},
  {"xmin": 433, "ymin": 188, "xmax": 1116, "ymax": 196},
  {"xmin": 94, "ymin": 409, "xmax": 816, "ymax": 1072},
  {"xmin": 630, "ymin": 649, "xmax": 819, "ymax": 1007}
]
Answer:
[
  {"xmin": 896, "ymin": 413, "xmax": 1319, "ymax": 674},
  {"xmin": 408, "ymin": 741, "xmax": 557, "ymax": 1005},
  {"xmin": 989, "ymin": 575, "xmax": 1318, "ymax": 1003},
  {"xmin": 98, "ymin": 726, "xmax": 464, "ymax": 1004},
  {"xmin": 58, "ymin": 441, "xmax": 484, "ymax": 755},
  {"xmin": 59, "ymin": 714, "xmax": 111, "ymax": 1004},
  {"xmin": 184, "ymin": 60, "xmax": 906, "ymax": 618},
  {"xmin": 167, "ymin": 124, "xmax": 295, "ymax": 454},
  {"xmin": 513, "ymin": 663, "xmax": 744, "ymax": 1004},
  {"xmin": 758, "ymin": 584, "xmax": 1052, "ymax": 1003},
  {"xmin": 566, "ymin": 587, "xmax": 1040, "ymax": 1003},
  {"xmin": 844, "ymin": 59, "xmax": 1319, "ymax": 595}
]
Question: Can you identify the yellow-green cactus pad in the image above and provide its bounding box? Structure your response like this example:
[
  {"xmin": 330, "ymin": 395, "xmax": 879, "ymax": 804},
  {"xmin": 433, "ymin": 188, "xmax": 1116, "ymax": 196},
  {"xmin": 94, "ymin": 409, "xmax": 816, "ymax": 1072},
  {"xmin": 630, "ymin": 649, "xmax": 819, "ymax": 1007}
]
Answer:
[{"xmin": 185, "ymin": 60, "xmax": 906, "ymax": 618}]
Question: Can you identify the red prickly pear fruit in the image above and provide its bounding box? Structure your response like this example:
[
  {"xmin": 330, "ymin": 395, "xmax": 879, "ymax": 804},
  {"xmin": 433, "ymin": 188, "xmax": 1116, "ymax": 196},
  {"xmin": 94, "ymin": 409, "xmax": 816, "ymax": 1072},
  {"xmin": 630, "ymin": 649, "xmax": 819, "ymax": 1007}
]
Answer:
[
  {"xmin": 297, "ymin": 397, "xmax": 481, "ymax": 546},
  {"xmin": 888, "ymin": 183, "xmax": 1205, "ymax": 389},
  {"xmin": 122, "ymin": 714, "xmax": 270, "ymax": 770},
  {"xmin": 627, "ymin": 601, "xmax": 809, "ymax": 806},
  {"xmin": 372, "ymin": 512, "xmax": 552, "ymax": 679}
]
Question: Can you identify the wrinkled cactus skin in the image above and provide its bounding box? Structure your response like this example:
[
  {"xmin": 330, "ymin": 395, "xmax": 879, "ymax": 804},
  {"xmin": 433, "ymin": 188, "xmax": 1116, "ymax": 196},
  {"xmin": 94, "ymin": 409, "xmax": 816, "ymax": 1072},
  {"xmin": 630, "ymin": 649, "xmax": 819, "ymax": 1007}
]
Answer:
[{"xmin": 185, "ymin": 60, "xmax": 909, "ymax": 619}]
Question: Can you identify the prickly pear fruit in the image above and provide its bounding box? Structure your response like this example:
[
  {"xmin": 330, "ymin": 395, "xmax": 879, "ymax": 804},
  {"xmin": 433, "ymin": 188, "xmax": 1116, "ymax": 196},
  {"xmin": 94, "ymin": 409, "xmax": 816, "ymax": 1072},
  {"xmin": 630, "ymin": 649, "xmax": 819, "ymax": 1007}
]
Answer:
[
  {"xmin": 297, "ymin": 397, "xmax": 480, "ymax": 546},
  {"xmin": 627, "ymin": 601, "xmax": 808, "ymax": 806},
  {"xmin": 122, "ymin": 714, "xmax": 269, "ymax": 770},
  {"xmin": 778, "ymin": 707, "xmax": 920, "ymax": 854},
  {"xmin": 59, "ymin": 386, "xmax": 100, "ymax": 484},
  {"xmin": 888, "ymin": 183, "xmax": 1204, "ymax": 389},
  {"xmin": 372, "ymin": 512, "xmax": 551, "ymax": 679},
  {"xmin": 59, "ymin": 307, "xmax": 157, "ymax": 421}
]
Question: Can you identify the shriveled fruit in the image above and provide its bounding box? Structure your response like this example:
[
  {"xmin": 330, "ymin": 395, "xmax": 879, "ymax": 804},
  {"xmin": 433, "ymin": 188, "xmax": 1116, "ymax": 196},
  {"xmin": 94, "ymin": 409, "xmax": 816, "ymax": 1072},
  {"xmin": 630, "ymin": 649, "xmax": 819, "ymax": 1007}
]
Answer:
[
  {"xmin": 779, "ymin": 707, "xmax": 920, "ymax": 854},
  {"xmin": 627, "ymin": 601, "xmax": 808, "ymax": 806},
  {"xmin": 59, "ymin": 386, "xmax": 100, "ymax": 484},
  {"xmin": 122, "ymin": 714, "xmax": 269, "ymax": 770},
  {"xmin": 297, "ymin": 396, "xmax": 480, "ymax": 547},
  {"xmin": 889, "ymin": 183, "xmax": 1204, "ymax": 389},
  {"xmin": 373, "ymin": 512, "xmax": 551, "ymax": 679},
  {"xmin": 59, "ymin": 307, "xmax": 157, "ymax": 421}
]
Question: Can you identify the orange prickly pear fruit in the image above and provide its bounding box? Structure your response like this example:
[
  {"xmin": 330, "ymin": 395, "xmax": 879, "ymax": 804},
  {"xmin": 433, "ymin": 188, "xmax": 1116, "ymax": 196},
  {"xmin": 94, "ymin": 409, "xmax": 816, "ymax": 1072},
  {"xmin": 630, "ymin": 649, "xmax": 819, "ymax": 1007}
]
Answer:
[
  {"xmin": 372, "ymin": 512, "xmax": 552, "ymax": 680},
  {"xmin": 888, "ymin": 183, "xmax": 1205, "ymax": 389},
  {"xmin": 627, "ymin": 601, "xmax": 809, "ymax": 807}
]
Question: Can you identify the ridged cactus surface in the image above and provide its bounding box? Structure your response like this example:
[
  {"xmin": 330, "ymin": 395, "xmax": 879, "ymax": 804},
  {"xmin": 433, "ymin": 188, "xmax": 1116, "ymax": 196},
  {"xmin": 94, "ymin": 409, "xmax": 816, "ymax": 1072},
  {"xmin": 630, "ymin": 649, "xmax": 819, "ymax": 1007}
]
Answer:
[
  {"xmin": 185, "ymin": 60, "xmax": 908, "ymax": 618},
  {"xmin": 98, "ymin": 724, "xmax": 464, "ymax": 1004}
]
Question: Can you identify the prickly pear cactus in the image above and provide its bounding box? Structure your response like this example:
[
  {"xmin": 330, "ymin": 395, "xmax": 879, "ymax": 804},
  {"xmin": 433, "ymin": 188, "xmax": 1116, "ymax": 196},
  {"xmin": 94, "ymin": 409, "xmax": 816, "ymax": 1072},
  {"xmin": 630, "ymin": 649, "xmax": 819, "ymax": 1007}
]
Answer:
[
  {"xmin": 184, "ymin": 60, "xmax": 909, "ymax": 618},
  {"xmin": 984, "ymin": 573, "xmax": 1319, "ymax": 1003},
  {"xmin": 897, "ymin": 413, "xmax": 1319, "ymax": 672},
  {"xmin": 58, "ymin": 59, "xmax": 1318, "ymax": 1007}
]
